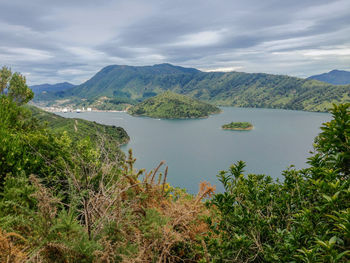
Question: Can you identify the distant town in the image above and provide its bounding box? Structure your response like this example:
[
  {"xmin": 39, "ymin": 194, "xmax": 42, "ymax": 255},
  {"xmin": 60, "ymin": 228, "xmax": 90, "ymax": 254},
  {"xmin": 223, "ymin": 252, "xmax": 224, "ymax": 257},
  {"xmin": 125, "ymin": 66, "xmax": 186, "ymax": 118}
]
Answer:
[{"xmin": 39, "ymin": 106, "xmax": 126, "ymax": 113}]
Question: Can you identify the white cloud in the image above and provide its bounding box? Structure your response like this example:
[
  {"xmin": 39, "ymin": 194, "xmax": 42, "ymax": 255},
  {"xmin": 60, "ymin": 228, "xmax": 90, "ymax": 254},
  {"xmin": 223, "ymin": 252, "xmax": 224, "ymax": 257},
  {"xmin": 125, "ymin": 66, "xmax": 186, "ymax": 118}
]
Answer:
[
  {"xmin": 65, "ymin": 47, "xmax": 106, "ymax": 61},
  {"xmin": 173, "ymin": 30, "xmax": 226, "ymax": 47},
  {"xmin": 297, "ymin": 0, "xmax": 350, "ymax": 20},
  {"xmin": 57, "ymin": 68, "xmax": 87, "ymax": 75},
  {"xmin": 302, "ymin": 48, "xmax": 350, "ymax": 57},
  {"xmin": 202, "ymin": 66, "xmax": 244, "ymax": 72},
  {"xmin": 0, "ymin": 47, "xmax": 53, "ymax": 61}
]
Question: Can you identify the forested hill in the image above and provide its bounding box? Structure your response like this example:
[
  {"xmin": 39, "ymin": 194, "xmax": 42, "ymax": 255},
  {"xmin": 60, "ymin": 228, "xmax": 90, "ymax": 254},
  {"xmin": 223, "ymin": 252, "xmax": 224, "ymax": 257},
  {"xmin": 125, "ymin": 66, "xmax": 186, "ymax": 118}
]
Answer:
[
  {"xmin": 308, "ymin": 69, "xmax": 350, "ymax": 85},
  {"xmin": 34, "ymin": 63, "xmax": 350, "ymax": 112},
  {"xmin": 128, "ymin": 91, "xmax": 221, "ymax": 119},
  {"xmin": 27, "ymin": 105, "xmax": 129, "ymax": 146}
]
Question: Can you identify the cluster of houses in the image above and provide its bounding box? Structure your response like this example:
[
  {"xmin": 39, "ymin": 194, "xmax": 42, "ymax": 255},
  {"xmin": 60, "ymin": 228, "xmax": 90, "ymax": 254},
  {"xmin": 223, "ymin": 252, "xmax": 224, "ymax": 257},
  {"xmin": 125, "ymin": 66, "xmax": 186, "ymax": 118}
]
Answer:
[
  {"xmin": 62, "ymin": 107, "xmax": 92, "ymax": 113},
  {"xmin": 41, "ymin": 107, "xmax": 93, "ymax": 113}
]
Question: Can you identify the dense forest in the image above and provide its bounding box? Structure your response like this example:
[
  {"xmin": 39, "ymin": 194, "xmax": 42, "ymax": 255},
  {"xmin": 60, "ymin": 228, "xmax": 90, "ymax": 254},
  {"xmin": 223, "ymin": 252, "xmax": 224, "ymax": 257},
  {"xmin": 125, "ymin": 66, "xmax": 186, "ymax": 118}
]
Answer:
[
  {"xmin": 1, "ymin": 67, "xmax": 350, "ymax": 262},
  {"xmin": 34, "ymin": 63, "xmax": 350, "ymax": 112},
  {"xmin": 128, "ymin": 91, "xmax": 221, "ymax": 119}
]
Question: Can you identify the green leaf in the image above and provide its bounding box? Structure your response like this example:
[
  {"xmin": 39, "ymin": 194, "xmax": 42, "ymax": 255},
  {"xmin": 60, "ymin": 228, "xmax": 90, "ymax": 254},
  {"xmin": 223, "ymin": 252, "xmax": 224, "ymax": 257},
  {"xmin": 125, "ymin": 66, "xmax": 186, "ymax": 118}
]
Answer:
[
  {"xmin": 329, "ymin": 236, "xmax": 337, "ymax": 245},
  {"xmin": 322, "ymin": 194, "xmax": 332, "ymax": 202},
  {"xmin": 335, "ymin": 250, "xmax": 350, "ymax": 261}
]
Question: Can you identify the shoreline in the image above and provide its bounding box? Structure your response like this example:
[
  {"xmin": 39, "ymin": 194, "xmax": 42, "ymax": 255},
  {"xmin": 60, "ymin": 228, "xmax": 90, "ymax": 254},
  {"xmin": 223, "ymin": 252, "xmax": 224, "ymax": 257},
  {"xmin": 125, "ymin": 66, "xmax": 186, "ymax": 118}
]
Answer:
[
  {"xmin": 39, "ymin": 107, "xmax": 127, "ymax": 113},
  {"xmin": 32, "ymin": 102, "xmax": 332, "ymax": 115},
  {"xmin": 128, "ymin": 109, "xmax": 222, "ymax": 120},
  {"xmin": 222, "ymin": 126, "xmax": 254, "ymax": 131}
]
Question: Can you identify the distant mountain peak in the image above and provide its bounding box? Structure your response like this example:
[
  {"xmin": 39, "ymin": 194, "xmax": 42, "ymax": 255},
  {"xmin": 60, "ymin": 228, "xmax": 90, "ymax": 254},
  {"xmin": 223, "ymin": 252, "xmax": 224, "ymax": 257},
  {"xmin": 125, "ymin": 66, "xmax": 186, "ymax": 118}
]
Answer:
[
  {"xmin": 97, "ymin": 63, "xmax": 200, "ymax": 76},
  {"xmin": 308, "ymin": 69, "xmax": 350, "ymax": 85},
  {"xmin": 152, "ymin": 63, "xmax": 200, "ymax": 73},
  {"xmin": 153, "ymin": 63, "xmax": 174, "ymax": 67},
  {"xmin": 30, "ymin": 82, "xmax": 75, "ymax": 94}
]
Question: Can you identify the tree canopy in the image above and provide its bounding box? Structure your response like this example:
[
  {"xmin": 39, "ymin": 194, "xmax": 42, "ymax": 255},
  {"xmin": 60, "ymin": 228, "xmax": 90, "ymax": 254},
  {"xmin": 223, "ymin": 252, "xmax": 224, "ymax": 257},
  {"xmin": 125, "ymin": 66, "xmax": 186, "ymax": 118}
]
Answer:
[{"xmin": 0, "ymin": 66, "xmax": 33, "ymax": 105}]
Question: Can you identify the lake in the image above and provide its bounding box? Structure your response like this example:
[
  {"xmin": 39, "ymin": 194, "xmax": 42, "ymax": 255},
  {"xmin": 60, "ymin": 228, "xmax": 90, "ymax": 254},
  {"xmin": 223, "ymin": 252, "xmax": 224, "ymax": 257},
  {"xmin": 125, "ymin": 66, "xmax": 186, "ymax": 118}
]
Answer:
[{"xmin": 58, "ymin": 107, "xmax": 331, "ymax": 193}]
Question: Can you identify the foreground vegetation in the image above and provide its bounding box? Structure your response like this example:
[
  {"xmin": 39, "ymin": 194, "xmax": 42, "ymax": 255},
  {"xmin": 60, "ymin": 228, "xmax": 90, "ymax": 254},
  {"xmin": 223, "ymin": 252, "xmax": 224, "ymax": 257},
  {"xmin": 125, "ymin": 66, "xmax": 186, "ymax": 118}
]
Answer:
[
  {"xmin": 1, "ymin": 66, "xmax": 349, "ymax": 262},
  {"xmin": 35, "ymin": 63, "xmax": 350, "ymax": 112},
  {"xmin": 28, "ymin": 105, "xmax": 129, "ymax": 146},
  {"xmin": 222, "ymin": 121, "xmax": 253, "ymax": 130},
  {"xmin": 128, "ymin": 91, "xmax": 221, "ymax": 119}
]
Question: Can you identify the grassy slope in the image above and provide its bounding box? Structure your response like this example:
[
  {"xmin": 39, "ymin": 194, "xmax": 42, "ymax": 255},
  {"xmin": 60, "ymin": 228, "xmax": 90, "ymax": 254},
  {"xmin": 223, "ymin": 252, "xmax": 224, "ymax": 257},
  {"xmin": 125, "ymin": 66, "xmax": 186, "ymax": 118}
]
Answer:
[
  {"xmin": 34, "ymin": 64, "xmax": 350, "ymax": 112},
  {"xmin": 127, "ymin": 91, "xmax": 221, "ymax": 118},
  {"xmin": 27, "ymin": 105, "xmax": 129, "ymax": 145}
]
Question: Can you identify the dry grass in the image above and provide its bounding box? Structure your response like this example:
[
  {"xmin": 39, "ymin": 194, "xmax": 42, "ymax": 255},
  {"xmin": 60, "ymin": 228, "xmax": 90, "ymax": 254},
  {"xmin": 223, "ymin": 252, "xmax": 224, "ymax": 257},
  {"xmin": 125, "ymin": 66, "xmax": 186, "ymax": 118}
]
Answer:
[
  {"xmin": 2, "ymin": 147, "xmax": 215, "ymax": 262},
  {"xmin": 92, "ymin": 149, "xmax": 216, "ymax": 262},
  {"xmin": 0, "ymin": 229, "xmax": 28, "ymax": 263}
]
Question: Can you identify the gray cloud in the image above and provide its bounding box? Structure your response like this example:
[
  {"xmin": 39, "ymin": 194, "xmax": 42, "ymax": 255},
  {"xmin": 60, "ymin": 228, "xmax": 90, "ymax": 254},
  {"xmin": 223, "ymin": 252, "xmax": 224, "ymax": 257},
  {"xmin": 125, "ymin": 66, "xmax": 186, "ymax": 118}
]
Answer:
[{"xmin": 0, "ymin": 0, "xmax": 349, "ymax": 84}]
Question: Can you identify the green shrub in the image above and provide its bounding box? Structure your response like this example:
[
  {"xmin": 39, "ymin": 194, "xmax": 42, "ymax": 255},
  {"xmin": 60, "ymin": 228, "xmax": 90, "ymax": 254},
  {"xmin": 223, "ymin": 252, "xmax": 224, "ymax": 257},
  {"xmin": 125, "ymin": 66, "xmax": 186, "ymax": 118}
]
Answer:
[{"xmin": 205, "ymin": 103, "xmax": 350, "ymax": 262}]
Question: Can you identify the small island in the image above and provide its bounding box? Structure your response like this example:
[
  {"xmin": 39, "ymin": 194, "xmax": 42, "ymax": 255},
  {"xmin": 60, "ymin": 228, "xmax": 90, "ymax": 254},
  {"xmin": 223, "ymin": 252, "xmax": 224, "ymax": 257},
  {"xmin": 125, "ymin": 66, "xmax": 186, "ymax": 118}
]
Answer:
[
  {"xmin": 222, "ymin": 122, "xmax": 253, "ymax": 130},
  {"xmin": 128, "ymin": 91, "xmax": 221, "ymax": 119}
]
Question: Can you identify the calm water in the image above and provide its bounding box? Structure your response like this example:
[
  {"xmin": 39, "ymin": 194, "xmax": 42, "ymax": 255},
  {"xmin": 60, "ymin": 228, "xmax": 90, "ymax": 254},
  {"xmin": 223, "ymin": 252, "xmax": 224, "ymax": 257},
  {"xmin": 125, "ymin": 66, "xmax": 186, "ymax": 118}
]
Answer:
[{"xmin": 58, "ymin": 107, "xmax": 331, "ymax": 193}]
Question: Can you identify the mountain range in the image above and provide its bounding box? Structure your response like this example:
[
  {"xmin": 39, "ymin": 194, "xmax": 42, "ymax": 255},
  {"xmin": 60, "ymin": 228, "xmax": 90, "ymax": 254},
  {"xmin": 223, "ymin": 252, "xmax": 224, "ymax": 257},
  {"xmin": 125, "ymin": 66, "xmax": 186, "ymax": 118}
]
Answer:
[
  {"xmin": 33, "ymin": 64, "xmax": 350, "ymax": 112},
  {"xmin": 30, "ymin": 82, "xmax": 75, "ymax": 94},
  {"xmin": 308, "ymin": 69, "xmax": 350, "ymax": 85}
]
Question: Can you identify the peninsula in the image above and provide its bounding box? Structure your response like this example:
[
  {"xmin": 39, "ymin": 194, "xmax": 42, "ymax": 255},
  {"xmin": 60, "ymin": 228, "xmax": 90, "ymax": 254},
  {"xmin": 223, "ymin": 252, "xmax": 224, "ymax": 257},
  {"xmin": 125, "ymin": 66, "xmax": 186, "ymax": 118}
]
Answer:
[
  {"xmin": 27, "ymin": 105, "xmax": 129, "ymax": 146},
  {"xmin": 222, "ymin": 122, "xmax": 253, "ymax": 130},
  {"xmin": 128, "ymin": 91, "xmax": 221, "ymax": 119}
]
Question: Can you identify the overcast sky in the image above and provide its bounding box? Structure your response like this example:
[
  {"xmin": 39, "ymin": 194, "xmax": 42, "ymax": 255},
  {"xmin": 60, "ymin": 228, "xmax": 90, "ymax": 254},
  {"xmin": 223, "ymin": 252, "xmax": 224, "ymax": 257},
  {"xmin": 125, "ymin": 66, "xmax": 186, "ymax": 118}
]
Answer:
[{"xmin": 1, "ymin": 0, "xmax": 350, "ymax": 85}]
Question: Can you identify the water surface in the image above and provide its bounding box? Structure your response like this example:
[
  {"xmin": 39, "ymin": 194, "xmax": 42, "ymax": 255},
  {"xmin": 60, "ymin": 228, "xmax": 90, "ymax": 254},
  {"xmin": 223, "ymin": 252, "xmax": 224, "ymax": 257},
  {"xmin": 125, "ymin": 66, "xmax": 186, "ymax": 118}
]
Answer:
[{"xmin": 58, "ymin": 107, "xmax": 331, "ymax": 193}]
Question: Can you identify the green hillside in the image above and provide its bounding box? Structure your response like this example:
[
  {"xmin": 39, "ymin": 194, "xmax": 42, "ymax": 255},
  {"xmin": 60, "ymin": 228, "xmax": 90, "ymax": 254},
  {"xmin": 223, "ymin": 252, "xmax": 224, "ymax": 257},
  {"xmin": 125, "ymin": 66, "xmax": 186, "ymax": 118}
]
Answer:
[
  {"xmin": 27, "ymin": 105, "xmax": 129, "ymax": 145},
  {"xmin": 128, "ymin": 91, "xmax": 221, "ymax": 118},
  {"xmin": 34, "ymin": 63, "xmax": 350, "ymax": 112}
]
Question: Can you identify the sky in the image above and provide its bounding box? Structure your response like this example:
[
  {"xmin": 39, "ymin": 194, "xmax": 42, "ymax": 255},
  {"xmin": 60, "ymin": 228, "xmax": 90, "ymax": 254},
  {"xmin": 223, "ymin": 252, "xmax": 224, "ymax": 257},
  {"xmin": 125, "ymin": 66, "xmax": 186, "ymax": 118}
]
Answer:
[{"xmin": 0, "ymin": 0, "xmax": 350, "ymax": 85}]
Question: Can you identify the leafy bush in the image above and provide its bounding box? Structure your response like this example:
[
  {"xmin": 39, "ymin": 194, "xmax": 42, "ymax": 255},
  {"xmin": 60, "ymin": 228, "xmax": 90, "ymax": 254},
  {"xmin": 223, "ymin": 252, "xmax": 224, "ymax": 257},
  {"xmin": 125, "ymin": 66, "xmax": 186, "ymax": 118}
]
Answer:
[{"xmin": 204, "ymin": 103, "xmax": 350, "ymax": 262}]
